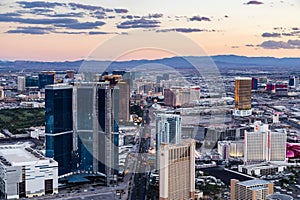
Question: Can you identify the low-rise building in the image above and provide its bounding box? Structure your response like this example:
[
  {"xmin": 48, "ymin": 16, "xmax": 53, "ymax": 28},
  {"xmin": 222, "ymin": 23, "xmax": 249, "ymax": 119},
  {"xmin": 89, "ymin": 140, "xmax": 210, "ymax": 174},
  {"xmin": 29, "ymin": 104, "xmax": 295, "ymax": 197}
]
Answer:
[
  {"xmin": 0, "ymin": 144, "xmax": 58, "ymax": 199},
  {"xmin": 238, "ymin": 162, "xmax": 286, "ymax": 176}
]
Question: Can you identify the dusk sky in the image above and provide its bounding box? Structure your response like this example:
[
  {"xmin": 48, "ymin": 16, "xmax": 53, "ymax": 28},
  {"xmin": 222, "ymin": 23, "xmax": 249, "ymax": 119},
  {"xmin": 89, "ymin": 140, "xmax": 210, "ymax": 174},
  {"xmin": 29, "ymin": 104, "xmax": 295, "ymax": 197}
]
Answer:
[{"xmin": 0, "ymin": 0, "xmax": 299, "ymax": 61}]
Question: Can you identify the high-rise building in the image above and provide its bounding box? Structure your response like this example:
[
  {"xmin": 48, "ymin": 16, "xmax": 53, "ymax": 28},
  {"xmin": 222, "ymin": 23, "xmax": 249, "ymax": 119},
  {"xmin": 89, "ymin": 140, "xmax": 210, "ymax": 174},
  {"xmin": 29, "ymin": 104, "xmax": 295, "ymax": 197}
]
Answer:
[
  {"xmin": 17, "ymin": 76, "xmax": 25, "ymax": 91},
  {"xmin": 0, "ymin": 86, "xmax": 4, "ymax": 100},
  {"xmin": 230, "ymin": 140, "xmax": 244, "ymax": 158},
  {"xmin": 117, "ymin": 81, "xmax": 130, "ymax": 122},
  {"xmin": 0, "ymin": 144, "xmax": 58, "ymax": 199},
  {"xmin": 252, "ymin": 77, "xmax": 258, "ymax": 90},
  {"xmin": 66, "ymin": 70, "xmax": 75, "ymax": 79},
  {"xmin": 45, "ymin": 84, "xmax": 73, "ymax": 176},
  {"xmin": 39, "ymin": 74, "xmax": 55, "ymax": 89},
  {"xmin": 289, "ymin": 75, "xmax": 299, "ymax": 88},
  {"xmin": 41, "ymin": 71, "xmax": 56, "ymax": 81},
  {"xmin": 156, "ymin": 114, "xmax": 181, "ymax": 150},
  {"xmin": 244, "ymin": 121, "xmax": 287, "ymax": 164},
  {"xmin": 230, "ymin": 179, "xmax": 274, "ymax": 200},
  {"xmin": 218, "ymin": 141, "xmax": 230, "ymax": 160},
  {"xmin": 73, "ymin": 82, "xmax": 119, "ymax": 182},
  {"xmin": 25, "ymin": 76, "xmax": 39, "ymax": 87},
  {"xmin": 159, "ymin": 140, "xmax": 195, "ymax": 200},
  {"xmin": 233, "ymin": 77, "xmax": 252, "ymax": 116},
  {"xmin": 156, "ymin": 113, "xmax": 182, "ymax": 169},
  {"xmin": 45, "ymin": 82, "xmax": 119, "ymax": 185},
  {"xmin": 164, "ymin": 88, "xmax": 176, "ymax": 107}
]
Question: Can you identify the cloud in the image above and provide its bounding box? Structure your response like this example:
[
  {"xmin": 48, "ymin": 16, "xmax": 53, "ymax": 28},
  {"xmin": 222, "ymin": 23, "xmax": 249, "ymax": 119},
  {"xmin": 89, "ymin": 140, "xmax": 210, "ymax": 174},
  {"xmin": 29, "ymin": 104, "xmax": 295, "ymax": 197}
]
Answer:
[
  {"xmin": 190, "ymin": 16, "xmax": 211, "ymax": 22},
  {"xmin": 91, "ymin": 11, "xmax": 106, "ymax": 19},
  {"xmin": 6, "ymin": 26, "xmax": 54, "ymax": 34},
  {"xmin": 148, "ymin": 13, "xmax": 163, "ymax": 18},
  {"xmin": 270, "ymin": 27, "xmax": 300, "ymax": 37},
  {"xmin": 89, "ymin": 31, "xmax": 116, "ymax": 35},
  {"xmin": 117, "ymin": 18, "xmax": 160, "ymax": 29},
  {"xmin": 17, "ymin": 1, "xmax": 64, "ymax": 8},
  {"xmin": 56, "ymin": 21, "xmax": 105, "ymax": 29},
  {"xmin": 43, "ymin": 12, "xmax": 85, "ymax": 18},
  {"xmin": 52, "ymin": 31, "xmax": 86, "ymax": 34},
  {"xmin": 15, "ymin": 8, "xmax": 53, "ymax": 15},
  {"xmin": 114, "ymin": 8, "xmax": 128, "ymax": 13},
  {"xmin": 104, "ymin": 8, "xmax": 114, "ymax": 12},
  {"xmin": 288, "ymin": 40, "xmax": 300, "ymax": 47},
  {"xmin": 245, "ymin": 1, "xmax": 264, "ymax": 5},
  {"xmin": 121, "ymin": 15, "xmax": 144, "ymax": 19},
  {"xmin": 121, "ymin": 15, "xmax": 134, "ymax": 19},
  {"xmin": 245, "ymin": 44, "xmax": 255, "ymax": 47},
  {"xmin": 0, "ymin": 15, "xmax": 78, "ymax": 25},
  {"xmin": 68, "ymin": 3, "xmax": 104, "ymax": 11},
  {"xmin": 260, "ymin": 40, "xmax": 300, "ymax": 49},
  {"xmin": 262, "ymin": 32, "xmax": 281, "ymax": 37},
  {"xmin": 231, "ymin": 46, "xmax": 239, "ymax": 48},
  {"xmin": 282, "ymin": 33, "xmax": 294, "ymax": 36},
  {"xmin": 0, "ymin": 13, "xmax": 22, "ymax": 17},
  {"xmin": 157, "ymin": 28, "xmax": 203, "ymax": 33},
  {"xmin": 32, "ymin": 8, "xmax": 53, "ymax": 13}
]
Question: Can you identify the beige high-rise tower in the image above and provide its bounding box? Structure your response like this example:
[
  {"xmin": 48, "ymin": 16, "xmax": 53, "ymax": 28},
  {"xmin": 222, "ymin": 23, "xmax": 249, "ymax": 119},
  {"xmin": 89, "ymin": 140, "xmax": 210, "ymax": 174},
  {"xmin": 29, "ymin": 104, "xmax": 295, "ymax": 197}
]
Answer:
[
  {"xmin": 159, "ymin": 139, "xmax": 195, "ymax": 200},
  {"xmin": 117, "ymin": 81, "xmax": 130, "ymax": 122}
]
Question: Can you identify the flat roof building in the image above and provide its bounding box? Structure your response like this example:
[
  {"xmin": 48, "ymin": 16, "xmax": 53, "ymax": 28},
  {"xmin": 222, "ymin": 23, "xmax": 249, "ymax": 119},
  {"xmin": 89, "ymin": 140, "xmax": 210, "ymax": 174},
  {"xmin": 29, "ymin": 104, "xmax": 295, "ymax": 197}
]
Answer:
[
  {"xmin": 230, "ymin": 179, "xmax": 273, "ymax": 200},
  {"xmin": 238, "ymin": 162, "xmax": 287, "ymax": 177},
  {"xmin": 0, "ymin": 145, "xmax": 58, "ymax": 199}
]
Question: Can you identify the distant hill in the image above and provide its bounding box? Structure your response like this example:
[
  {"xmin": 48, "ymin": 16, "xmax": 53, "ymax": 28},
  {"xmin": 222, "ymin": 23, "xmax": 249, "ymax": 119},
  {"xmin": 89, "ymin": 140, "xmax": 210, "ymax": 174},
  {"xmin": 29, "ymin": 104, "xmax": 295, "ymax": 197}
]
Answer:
[{"xmin": 1, "ymin": 55, "xmax": 300, "ymax": 73}]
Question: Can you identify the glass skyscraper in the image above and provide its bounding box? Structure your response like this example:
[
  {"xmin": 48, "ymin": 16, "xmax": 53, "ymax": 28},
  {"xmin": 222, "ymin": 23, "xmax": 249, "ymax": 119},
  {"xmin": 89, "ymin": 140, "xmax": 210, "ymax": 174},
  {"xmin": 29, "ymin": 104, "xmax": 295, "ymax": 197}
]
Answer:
[
  {"xmin": 155, "ymin": 113, "xmax": 182, "ymax": 169},
  {"xmin": 39, "ymin": 74, "xmax": 54, "ymax": 89},
  {"xmin": 45, "ymin": 82, "xmax": 119, "ymax": 184},
  {"xmin": 45, "ymin": 84, "xmax": 73, "ymax": 176}
]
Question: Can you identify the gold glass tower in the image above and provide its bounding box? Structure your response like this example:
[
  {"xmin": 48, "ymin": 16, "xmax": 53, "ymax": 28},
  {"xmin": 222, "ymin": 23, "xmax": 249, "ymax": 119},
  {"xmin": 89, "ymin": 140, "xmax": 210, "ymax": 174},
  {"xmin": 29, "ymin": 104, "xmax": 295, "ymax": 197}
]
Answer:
[{"xmin": 233, "ymin": 77, "xmax": 252, "ymax": 116}]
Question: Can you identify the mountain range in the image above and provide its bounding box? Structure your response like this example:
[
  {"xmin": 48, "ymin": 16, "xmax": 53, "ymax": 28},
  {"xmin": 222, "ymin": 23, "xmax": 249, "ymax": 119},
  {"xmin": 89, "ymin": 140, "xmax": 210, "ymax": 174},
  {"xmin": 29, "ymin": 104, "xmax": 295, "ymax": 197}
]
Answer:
[{"xmin": 0, "ymin": 55, "xmax": 300, "ymax": 73}]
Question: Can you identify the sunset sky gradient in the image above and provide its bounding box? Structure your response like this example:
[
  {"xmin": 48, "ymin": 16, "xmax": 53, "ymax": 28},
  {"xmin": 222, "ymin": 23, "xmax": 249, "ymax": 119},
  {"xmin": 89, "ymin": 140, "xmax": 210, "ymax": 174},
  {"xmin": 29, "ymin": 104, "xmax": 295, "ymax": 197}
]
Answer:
[{"xmin": 0, "ymin": 0, "xmax": 299, "ymax": 61}]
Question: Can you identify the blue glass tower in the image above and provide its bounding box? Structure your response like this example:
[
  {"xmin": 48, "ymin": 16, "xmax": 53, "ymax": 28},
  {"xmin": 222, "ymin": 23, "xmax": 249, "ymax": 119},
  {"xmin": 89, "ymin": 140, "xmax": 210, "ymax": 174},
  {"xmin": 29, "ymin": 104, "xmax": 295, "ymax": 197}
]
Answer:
[
  {"xmin": 39, "ymin": 74, "xmax": 54, "ymax": 89},
  {"xmin": 73, "ymin": 82, "xmax": 119, "ymax": 184},
  {"xmin": 45, "ymin": 84, "xmax": 73, "ymax": 176},
  {"xmin": 45, "ymin": 82, "xmax": 119, "ymax": 184}
]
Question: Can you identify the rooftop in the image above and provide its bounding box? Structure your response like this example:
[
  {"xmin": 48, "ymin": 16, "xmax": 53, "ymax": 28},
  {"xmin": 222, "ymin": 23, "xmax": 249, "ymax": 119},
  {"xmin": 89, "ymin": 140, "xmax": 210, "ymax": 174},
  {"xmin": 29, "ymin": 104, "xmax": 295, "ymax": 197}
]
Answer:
[
  {"xmin": 235, "ymin": 77, "xmax": 252, "ymax": 81},
  {"xmin": 266, "ymin": 194, "xmax": 293, "ymax": 200},
  {"xmin": 249, "ymin": 186, "xmax": 268, "ymax": 191},
  {"xmin": 238, "ymin": 179, "xmax": 270, "ymax": 187},
  {"xmin": 0, "ymin": 145, "xmax": 50, "ymax": 167}
]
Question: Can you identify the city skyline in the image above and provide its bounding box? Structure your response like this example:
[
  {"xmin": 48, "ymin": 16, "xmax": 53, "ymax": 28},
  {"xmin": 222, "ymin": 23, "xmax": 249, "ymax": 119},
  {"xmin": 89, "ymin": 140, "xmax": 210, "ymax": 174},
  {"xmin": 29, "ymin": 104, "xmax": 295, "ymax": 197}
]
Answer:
[{"xmin": 0, "ymin": 0, "xmax": 300, "ymax": 61}]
